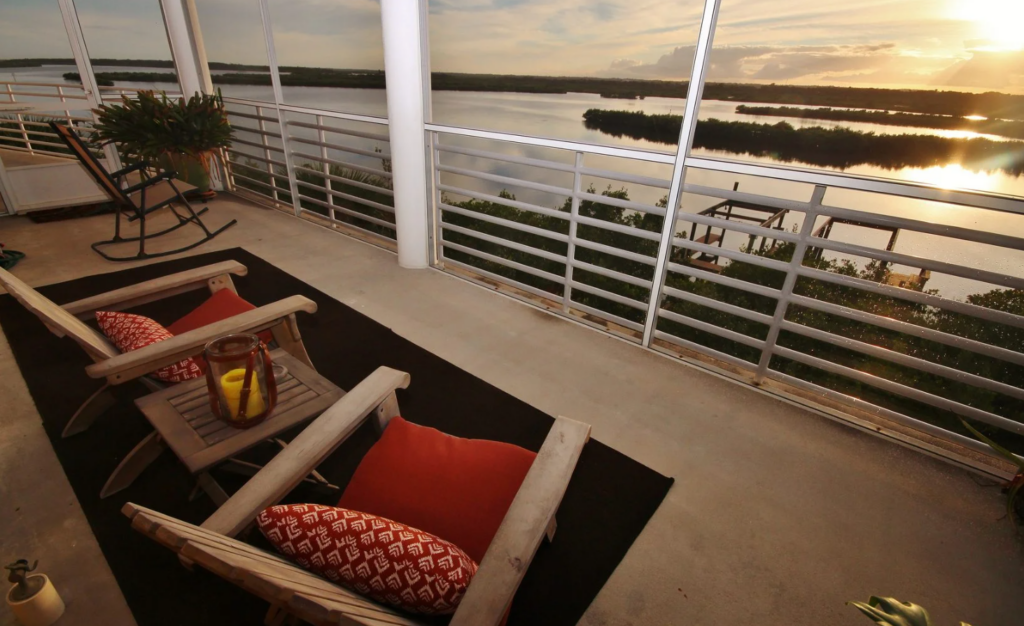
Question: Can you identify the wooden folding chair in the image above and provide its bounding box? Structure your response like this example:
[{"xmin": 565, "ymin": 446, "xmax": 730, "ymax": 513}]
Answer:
[
  {"xmin": 0, "ymin": 261, "xmax": 317, "ymax": 495},
  {"xmin": 125, "ymin": 366, "xmax": 591, "ymax": 626},
  {"xmin": 50, "ymin": 122, "xmax": 236, "ymax": 261}
]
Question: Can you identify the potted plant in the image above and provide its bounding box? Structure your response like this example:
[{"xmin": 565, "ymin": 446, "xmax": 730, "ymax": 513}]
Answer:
[{"xmin": 90, "ymin": 90, "xmax": 233, "ymax": 193}]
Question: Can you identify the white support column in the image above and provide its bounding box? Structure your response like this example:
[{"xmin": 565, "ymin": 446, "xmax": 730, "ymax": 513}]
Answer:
[
  {"xmin": 641, "ymin": 0, "xmax": 722, "ymax": 346},
  {"xmin": 57, "ymin": 0, "xmax": 122, "ymax": 172},
  {"xmin": 159, "ymin": 0, "xmax": 213, "ymax": 97},
  {"xmin": 381, "ymin": 0, "xmax": 430, "ymax": 269}
]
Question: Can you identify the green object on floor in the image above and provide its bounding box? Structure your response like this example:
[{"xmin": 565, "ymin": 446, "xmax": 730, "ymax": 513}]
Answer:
[{"xmin": 0, "ymin": 248, "xmax": 25, "ymax": 270}]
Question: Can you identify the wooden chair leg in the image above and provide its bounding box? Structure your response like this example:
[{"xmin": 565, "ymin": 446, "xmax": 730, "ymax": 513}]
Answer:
[
  {"xmin": 197, "ymin": 472, "xmax": 229, "ymax": 507},
  {"xmin": 101, "ymin": 431, "xmax": 166, "ymax": 498},
  {"xmin": 270, "ymin": 315, "xmax": 314, "ymax": 370},
  {"xmin": 63, "ymin": 383, "xmax": 116, "ymax": 438}
]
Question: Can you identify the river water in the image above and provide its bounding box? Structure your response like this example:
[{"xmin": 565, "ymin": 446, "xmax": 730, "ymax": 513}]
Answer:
[{"xmin": 5, "ymin": 65, "xmax": 1024, "ymax": 299}]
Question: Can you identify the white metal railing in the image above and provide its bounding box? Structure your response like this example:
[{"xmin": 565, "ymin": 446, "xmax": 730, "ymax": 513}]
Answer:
[
  {"xmin": 222, "ymin": 97, "xmax": 396, "ymax": 241},
  {"xmin": 419, "ymin": 122, "xmax": 1024, "ymax": 463}
]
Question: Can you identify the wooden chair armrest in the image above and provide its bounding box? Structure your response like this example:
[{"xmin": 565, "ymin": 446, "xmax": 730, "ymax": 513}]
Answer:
[
  {"xmin": 84, "ymin": 295, "xmax": 317, "ymax": 383},
  {"xmin": 450, "ymin": 416, "xmax": 591, "ymax": 626},
  {"xmin": 201, "ymin": 366, "xmax": 412, "ymax": 537},
  {"xmin": 62, "ymin": 261, "xmax": 248, "ymax": 319}
]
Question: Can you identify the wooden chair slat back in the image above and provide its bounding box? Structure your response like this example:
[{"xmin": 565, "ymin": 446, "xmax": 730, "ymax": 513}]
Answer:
[
  {"xmin": 49, "ymin": 123, "xmax": 130, "ymax": 205},
  {"xmin": 0, "ymin": 267, "xmax": 117, "ymax": 361},
  {"xmin": 123, "ymin": 504, "xmax": 421, "ymax": 626}
]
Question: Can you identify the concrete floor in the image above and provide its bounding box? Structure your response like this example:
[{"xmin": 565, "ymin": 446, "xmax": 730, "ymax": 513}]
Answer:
[{"xmin": 1, "ymin": 196, "xmax": 1022, "ymax": 626}]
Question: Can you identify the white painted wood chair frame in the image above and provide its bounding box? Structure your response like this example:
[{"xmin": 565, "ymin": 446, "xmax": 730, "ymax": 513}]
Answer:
[{"xmin": 124, "ymin": 366, "xmax": 591, "ymax": 626}]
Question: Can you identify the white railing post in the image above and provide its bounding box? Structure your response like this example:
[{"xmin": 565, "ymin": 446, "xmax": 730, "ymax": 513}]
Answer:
[
  {"xmin": 317, "ymin": 114, "xmax": 336, "ymax": 224},
  {"xmin": 159, "ymin": 0, "xmax": 213, "ymax": 98},
  {"xmin": 4, "ymin": 85, "xmax": 32, "ymax": 153},
  {"xmin": 753, "ymin": 184, "xmax": 826, "ymax": 383},
  {"xmin": 641, "ymin": 0, "xmax": 722, "ymax": 347},
  {"xmin": 255, "ymin": 105, "xmax": 278, "ymax": 202},
  {"xmin": 380, "ymin": 0, "xmax": 431, "ymax": 268},
  {"xmin": 58, "ymin": 0, "xmax": 122, "ymax": 172},
  {"xmin": 562, "ymin": 152, "xmax": 584, "ymax": 311},
  {"xmin": 257, "ymin": 0, "xmax": 302, "ymax": 216}
]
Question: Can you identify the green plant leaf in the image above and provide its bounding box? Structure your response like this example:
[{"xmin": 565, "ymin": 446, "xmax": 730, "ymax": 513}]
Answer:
[{"xmin": 847, "ymin": 597, "xmax": 933, "ymax": 626}]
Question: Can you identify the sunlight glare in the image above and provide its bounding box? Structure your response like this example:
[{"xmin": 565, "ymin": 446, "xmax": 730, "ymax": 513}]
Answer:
[
  {"xmin": 950, "ymin": 0, "xmax": 1024, "ymax": 51},
  {"xmin": 903, "ymin": 163, "xmax": 995, "ymax": 192}
]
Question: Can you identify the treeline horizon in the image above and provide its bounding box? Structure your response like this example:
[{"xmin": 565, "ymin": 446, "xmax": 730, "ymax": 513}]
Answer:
[
  {"xmin": 582, "ymin": 109, "xmax": 1024, "ymax": 175},
  {"xmin": 735, "ymin": 105, "xmax": 1024, "ymax": 140},
  {"xmin": 11, "ymin": 56, "xmax": 1022, "ymax": 119}
]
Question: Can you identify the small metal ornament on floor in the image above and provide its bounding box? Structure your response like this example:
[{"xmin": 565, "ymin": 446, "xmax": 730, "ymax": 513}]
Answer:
[{"xmin": 5, "ymin": 560, "xmax": 65, "ymax": 626}]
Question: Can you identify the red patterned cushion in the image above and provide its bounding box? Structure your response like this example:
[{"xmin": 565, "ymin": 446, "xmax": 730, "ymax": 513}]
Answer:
[
  {"xmin": 338, "ymin": 416, "xmax": 536, "ymax": 564},
  {"xmin": 95, "ymin": 311, "xmax": 202, "ymax": 383},
  {"xmin": 256, "ymin": 504, "xmax": 477, "ymax": 615}
]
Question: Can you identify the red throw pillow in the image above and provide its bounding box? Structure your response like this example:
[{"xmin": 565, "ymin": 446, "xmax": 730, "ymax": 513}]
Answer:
[
  {"xmin": 256, "ymin": 504, "xmax": 477, "ymax": 615},
  {"xmin": 95, "ymin": 311, "xmax": 202, "ymax": 383},
  {"xmin": 167, "ymin": 288, "xmax": 273, "ymax": 345},
  {"xmin": 338, "ymin": 416, "xmax": 536, "ymax": 564}
]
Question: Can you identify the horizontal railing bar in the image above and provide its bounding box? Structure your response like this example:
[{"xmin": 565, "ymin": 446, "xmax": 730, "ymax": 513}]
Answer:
[
  {"xmin": 440, "ymin": 222, "xmax": 567, "ymax": 263},
  {"xmin": 1, "ymin": 81, "xmax": 86, "ymax": 89},
  {"xmin": 2, "ymin": 138, "xmax": 66, "ymax": 150},
  {"xmin": 295, "ymin": 180, "xmax": 395, "ymax": 214},
  {"xmin": 227, "ymin": 150, "xmax": 287, "ymax": 169},
  {"xmin": 666, "ymin": 260, "xmax": 784, "ymax": 300},
  {"xmin": 426, "ymin": 122, "xmax": 676, "ymax": 164},
  {"xmin": 796, "ymin": 264, "xmax": 1024, "ymax": 331},
  {"xmin": 436, "ymin": 143, "xmax": 575, "ymax": 173},
  {"xmin": 0, "ymin": 127, "xmax": 60, "ymax": 139},
  {"xmin": 686, "ymin": 156, "xmax": 1024, "ymax": 217},
  {"xmin": 661, "ymin": 285, "xmax": 775, "ymax": 325},
  {"xmin": 671, "ymin": 236, "xmax": 793, "ymax": 273},
  {"xmin": 5, "ymin": 90, "xmax": 89, "ymax": 100},
  {"xmin": 683, "ymin": 182, "xmax": 813, "ymax": 215},
  {"xmin": 441, "ymin": 254, "xmax": 562, "ymax": 302},
  {"xmin": 579, "ymin": 165, "xmax": 670, "ymax": 190},
  {"xmin": 439, "ymin": 202, "xmax": 569, "ymax": 242},
  {"xmin": 227, "ymin": 160, "xmax": 279, "ymax": 178},
  {"xmin": 573, "ymin": 237, "xmax": 657, "ymax": 266},
  {"xmin": 230, "ymin": 124, "xmax": 281, "ymax": 139},
  {"xmin": 438, "ymin": 183, "xmax": 569, "ymax": 221},
  {"xmin": 285, "ymin": 119, "xmax": 390, "ymax": 143},
  {"xmin": 277, "ymin": 102, "xmax": 389, "ymax": 126},
  {"xmin": 289, "ymin": 135, "xmax": 389, "ymax": 160},
  {"xmin": 225, "ymin": 110, "xmax": 280, "ymax": 124},
  {"xmin": 658, "ymin": 308, "xmax": 767, "ymax": 349},
  {"xmin": 231, "ymin": 137, "xmax": 284, "ymax": 153},
  {"xmin": 438, "ymin": 163, "xmax": 572, "ymax": 197},
  {"xmin": 293, "ymin": 164, "xmax": 394, "ymax": 196},
  {"xmin": 577, "ymin": 190, "xmax": 665, "ymax": 216},
  {"xmin": 653, "ymin": 330, "xmax": 758, "ymax": 371},
  {"xmin": 297, "ymin": 194, "xmax": 396, "ymax": 229},
  {"xmin": 779, "ymin": 319, "xmax": 1024, "ymax": 401},
  {"xmin": 771, "ymin": 345, "xmax": 1024, "ymax": 435},
  {"xmin": 568, "ymin": 280, "xmax": 647, "ymax": 310},
  {"xmin": 289, "ymin": 151, "xmax": 392, "ymax": 179},
  {"xmin": 675, "ymin": 206, "xmax": 801, "ymax": 245},
  {"xmin": 816, "ymin": 203, "xmax": 1024, "ymax": 252},
  {"xmin": 299, "ymin": 207, "xmax": 396, "ymax": 241},
  {"xmin": 570, "ymin": 259, "xmax": 653, "ymax": 289},
  {"xmin": 788, "ymin": 294, "xmax": 1024, "ymax": 367},
  {"xmin": 0, "ymin": 143, "xmax": 72, "ymax": 159},
  {"xmin": 809, "ymin": 236, "xmax": 1024, "ymax": 292},
  {"xmin": 442, "ymin": 239, "xmax": 566, "ymax": 284},
  {"xmin": 569, "ymin": 300, "xmax": 645, "ymax": 333},
  {"xmin": 575, "ymin": 214, "xmax": 662, "ymax": 242},
  {"xmin": 230, "ymin": 172, "xmax": 280, "ymax": 192},
  {"xmin": 763, "ymin": 369, "xmax": 1017, "ymax": 464}
]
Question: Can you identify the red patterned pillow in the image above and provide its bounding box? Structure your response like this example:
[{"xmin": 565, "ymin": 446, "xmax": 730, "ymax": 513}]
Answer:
[
  {"xmin": 95, "ymin": 311, "xmax": 202, "ymax": 383},
  {"xmin": 256, "ymin": 504, "xmax": 477, "ymax": 615}
]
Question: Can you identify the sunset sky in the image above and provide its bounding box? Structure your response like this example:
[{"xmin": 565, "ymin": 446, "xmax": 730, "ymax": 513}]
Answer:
[{"xmin": 2, "ymin": 0, "xmax": 1023, "ymax": 93}]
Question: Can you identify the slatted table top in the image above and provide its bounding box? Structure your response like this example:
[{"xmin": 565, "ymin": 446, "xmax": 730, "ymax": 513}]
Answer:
[{"xmin": 136, "ymin": 349, "xmax": 345, "ymax": 474}]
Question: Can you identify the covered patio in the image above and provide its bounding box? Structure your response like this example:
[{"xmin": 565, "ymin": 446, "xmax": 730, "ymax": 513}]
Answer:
[{"xmin": 2, "ymin": 196, "xmax": 1023, "ymax": 626}]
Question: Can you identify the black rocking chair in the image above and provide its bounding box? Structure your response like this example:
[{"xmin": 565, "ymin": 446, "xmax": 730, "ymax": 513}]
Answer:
[{"xmin": 50, "ymin": 123, "xmax": 237, "ymax": 261}]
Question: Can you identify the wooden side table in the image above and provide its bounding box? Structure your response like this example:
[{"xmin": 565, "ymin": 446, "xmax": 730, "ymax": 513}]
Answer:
[{"xmin": 130, "ymin": 349, "xmax": 345, "ymax": 504}]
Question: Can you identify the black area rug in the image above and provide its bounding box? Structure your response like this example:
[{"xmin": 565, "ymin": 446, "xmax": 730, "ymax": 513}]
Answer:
[{"xmin": 0, "ymin": 248, "xmax": 673, "ymax": 626}]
